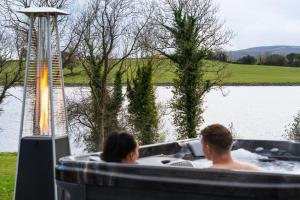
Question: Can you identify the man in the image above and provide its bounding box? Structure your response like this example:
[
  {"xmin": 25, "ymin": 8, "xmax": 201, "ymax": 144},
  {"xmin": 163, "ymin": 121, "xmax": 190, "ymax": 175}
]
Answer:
[{"xmin": 201, "ymin": 124, "xmax": 257, "ymax": 171}]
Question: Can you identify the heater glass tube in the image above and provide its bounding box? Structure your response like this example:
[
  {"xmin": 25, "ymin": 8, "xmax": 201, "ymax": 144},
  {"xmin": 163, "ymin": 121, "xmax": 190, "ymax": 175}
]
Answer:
[{"xmin": 35, "ymin": 16, "xmax": 50, "ymax": 136}]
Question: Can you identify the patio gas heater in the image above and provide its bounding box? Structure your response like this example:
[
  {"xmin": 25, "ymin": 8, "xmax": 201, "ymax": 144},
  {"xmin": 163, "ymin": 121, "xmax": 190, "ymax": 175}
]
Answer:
[{"xmin": 14, "ymin": 7, "xmax": 70, "ymax": 200}]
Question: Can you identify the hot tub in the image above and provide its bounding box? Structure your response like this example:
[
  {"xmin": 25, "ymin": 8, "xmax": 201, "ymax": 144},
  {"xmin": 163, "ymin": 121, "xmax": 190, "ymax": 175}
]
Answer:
[{"xmin": 56, "ymin": 139, "xmax": 300, "ymax": 200}]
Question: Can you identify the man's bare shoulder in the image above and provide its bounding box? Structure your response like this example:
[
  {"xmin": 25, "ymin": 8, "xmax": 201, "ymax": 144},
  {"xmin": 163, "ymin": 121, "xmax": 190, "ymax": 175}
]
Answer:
[
  {"xmin": 211, "ymin": 162, "xmax": 258, "ymax": 171},
  {"xmin": 234, "ymin": 162, "xmax": 258, "ymax": 171}
]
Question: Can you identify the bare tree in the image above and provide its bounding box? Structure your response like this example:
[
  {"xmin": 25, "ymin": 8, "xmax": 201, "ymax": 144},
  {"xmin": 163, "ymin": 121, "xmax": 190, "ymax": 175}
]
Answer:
[
  {"xmin": 68, "ymin": 0, "xmax": 151, "ymax": 151},
  {"xmin": 0, "ymin": 30, "xmax": 25, "ymax": 110}
]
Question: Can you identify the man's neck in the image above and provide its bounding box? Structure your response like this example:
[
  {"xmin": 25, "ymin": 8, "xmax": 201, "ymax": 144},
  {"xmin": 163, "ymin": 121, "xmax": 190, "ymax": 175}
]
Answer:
[{"xmin": 212, "ymin": 152, "xmax": 234, "ymax": 165}]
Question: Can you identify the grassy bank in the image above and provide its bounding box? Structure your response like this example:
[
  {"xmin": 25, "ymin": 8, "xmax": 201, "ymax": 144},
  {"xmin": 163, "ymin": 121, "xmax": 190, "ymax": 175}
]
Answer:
[
  {"xmin": 62, "ymin": 62, "xmax": 300, "ymax": 86},
  {"xmin": 0, "ymin": 153, "xmax": 16, "ymax": 200}
]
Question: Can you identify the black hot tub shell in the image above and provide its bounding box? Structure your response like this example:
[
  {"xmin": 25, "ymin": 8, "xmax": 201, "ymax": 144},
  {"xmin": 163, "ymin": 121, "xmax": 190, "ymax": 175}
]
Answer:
[{"xmin": 56, "ymin": 139, "xmax": 300, "ymax": 200}]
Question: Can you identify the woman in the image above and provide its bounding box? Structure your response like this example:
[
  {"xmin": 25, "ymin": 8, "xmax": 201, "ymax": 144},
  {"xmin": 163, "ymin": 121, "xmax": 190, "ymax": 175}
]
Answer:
[{"xmin": 101, "ymin": 131, "xmax": 139, "ymax": 164}]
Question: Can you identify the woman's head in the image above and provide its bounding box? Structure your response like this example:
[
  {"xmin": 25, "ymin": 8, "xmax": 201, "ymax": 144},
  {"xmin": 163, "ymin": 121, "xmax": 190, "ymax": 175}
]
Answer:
[{"xmin": 101, "ymin": 131, "xmax": 139, "ymax": 164}]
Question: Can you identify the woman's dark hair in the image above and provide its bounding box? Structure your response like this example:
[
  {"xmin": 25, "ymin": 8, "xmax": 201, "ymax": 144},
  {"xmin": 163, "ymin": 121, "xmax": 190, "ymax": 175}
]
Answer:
[{"xmin": 101, "ymin": 131, "xmax": 137, "ymax": 162}]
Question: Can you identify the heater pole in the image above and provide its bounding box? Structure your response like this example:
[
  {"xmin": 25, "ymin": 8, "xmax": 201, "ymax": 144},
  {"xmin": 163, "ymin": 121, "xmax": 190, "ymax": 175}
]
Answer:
[
  {"xmin": 47, "ymin": 14, "xmax": 58, "ymax": 200},
  {"xmin": 54, "ymin": 15, "xmax": 70, "ymax": 150},
  {"xmin": 14, "ymin": 14, "xmax": 34, "ymax": 200}
]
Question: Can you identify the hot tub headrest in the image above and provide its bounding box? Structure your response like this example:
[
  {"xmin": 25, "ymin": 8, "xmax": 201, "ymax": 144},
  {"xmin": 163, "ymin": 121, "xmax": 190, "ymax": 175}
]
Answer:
[{"xmin": 187, "ymin": 140, "xmax": 204, "ymax": 157}]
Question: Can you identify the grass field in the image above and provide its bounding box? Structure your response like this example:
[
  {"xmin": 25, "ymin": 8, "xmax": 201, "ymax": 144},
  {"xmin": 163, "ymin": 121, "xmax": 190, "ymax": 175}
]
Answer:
[
  {"xmin": 62, "ymin": 61, "xmax": 300, "ymax": 86},
  {"xmin": 3, "ymin": 60, "xmax": 300, "ymax": 85},
  {"xmin": 0, "ymin": 153, "xmax": 16, "ymax": 200},
  {"xmin": 223, "ymin": 63, "xmax": 300, "ymax": 85}
]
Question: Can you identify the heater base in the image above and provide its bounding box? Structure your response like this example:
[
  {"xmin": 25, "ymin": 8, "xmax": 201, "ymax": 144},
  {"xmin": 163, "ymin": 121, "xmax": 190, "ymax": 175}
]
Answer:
[{"xmin": 15, "ymin": 136, "xmax": 70, "ymax": 200}]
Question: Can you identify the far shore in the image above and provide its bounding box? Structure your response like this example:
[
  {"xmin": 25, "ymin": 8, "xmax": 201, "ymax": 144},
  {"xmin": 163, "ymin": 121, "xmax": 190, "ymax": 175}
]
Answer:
[{"xmin": 7, "ymin": 82, "xmax": 300, "ymax": 87}]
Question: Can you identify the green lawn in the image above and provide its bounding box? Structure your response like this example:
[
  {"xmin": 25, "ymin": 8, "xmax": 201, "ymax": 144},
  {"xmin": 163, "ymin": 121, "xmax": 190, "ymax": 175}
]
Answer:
[
  {"xmin": 223, "ymin": 63, "xmax": 300, "ymax": 84},
  {"xmin": 62, "ymin": 61, "xmax": 300, "ymax": 86},
  {"xmin": 0, "ymin": 153, "xmax": 16, "ymax": 200},
  {"xmin": 4, "ymin": 60, "xmax": 300, "ymax": 85}
]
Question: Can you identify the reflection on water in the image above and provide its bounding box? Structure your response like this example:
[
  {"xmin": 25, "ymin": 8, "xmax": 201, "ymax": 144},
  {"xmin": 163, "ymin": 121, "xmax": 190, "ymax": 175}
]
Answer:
[{"xmin": 1, "ymin": 86, "xmax": 300, "ymax": 154}]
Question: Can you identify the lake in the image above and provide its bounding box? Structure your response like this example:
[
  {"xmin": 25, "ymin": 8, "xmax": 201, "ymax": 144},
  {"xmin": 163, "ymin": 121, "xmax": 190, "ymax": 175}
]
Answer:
[{"xmin": 0, "ymin": 86, "xmax": 299, "ymax": 154}]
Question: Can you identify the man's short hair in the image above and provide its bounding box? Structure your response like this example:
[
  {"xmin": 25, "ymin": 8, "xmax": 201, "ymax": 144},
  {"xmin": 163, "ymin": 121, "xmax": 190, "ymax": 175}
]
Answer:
[{"xmin": 200, "ymin": 124, "xmax": 233, "ymax": 154}]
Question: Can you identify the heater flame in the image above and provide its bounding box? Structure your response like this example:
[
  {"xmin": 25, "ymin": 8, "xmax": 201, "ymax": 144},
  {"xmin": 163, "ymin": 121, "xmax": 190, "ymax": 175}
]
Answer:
[{"xmin": 39, "ymin": 64, "xmax": 49, "ymax": 135}]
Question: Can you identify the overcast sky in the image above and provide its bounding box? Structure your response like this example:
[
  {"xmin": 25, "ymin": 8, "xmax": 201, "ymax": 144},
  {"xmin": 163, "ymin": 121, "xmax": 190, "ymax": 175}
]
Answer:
[
  {"xmin": 75, "ymin": 0, "xmax": 300, "ymax": 51},
  {"xmin": 214, "ymin": 0, "xmax": 300, "ymax": 50}
]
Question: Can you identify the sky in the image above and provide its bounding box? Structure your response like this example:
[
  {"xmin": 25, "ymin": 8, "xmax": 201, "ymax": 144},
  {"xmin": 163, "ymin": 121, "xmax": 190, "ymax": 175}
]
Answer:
[
  {"xmin": 214, "ymin": 0, "xmax": 300, "ymax": 50},
  {"xmin": 75, "ymin": 0, "xmax": 300, "ymax": 51}
]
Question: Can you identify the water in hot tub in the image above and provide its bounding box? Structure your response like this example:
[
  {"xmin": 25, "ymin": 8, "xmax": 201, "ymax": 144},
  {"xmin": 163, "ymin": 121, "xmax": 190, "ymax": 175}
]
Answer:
[{"xmin": 192, "ymin": 149, "xmax": 300, "ymax": 174}]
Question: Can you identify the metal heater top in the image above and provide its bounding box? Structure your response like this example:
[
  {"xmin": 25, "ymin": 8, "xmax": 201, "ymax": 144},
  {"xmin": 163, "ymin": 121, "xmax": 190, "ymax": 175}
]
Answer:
[{"xmin": 18, "ymin": 7, "xmax": 69, "ymax": 16}]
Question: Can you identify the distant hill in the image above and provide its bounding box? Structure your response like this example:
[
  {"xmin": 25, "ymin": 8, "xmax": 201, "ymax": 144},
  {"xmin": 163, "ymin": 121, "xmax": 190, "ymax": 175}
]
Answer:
[{"xmin": 228, "ymin": 45, "xmax": 300, "ymax": 60}]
